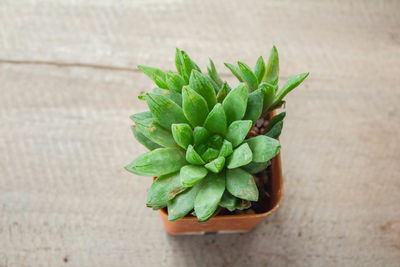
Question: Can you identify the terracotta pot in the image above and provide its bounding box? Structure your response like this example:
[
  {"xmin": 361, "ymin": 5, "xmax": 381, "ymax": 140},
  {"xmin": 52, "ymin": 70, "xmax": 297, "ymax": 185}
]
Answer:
[{"xmin": 158, "ymin": 152, "xmax": 283, "ymax": 235}]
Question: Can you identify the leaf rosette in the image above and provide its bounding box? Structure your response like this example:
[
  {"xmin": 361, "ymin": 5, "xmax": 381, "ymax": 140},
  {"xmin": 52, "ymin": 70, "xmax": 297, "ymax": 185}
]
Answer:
[{"xmin": 126, "ymin": 47, "xmax": 308, "ymax": 222}]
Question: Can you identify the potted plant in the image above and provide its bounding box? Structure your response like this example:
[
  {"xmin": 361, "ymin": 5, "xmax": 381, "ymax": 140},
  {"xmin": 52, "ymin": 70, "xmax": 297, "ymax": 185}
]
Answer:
[{"xmin": 125, "ymin": 46, "xmax": 308, "ymax": 234}]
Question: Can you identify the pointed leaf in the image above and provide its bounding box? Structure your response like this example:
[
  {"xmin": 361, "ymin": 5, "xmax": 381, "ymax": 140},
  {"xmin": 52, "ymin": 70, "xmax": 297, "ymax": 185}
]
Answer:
[
  {"xmin": 271, "ymin": 72, "xmax": 309, "ymax": 109},
  {"xmin": 265, "ymin": 112, "xmax": 286, "ymax": 132},
  {"xmin": 167, "ymin": 182, "xmax": 202, "ymax": 221},
  {"xmin": 182, "ymin": 86, "xmax": 209, "ymax": 127},
  {"xmin": 166, "ymin": 72, "xmax": 186, "ymax": 93},
  {"xmin": 131, "ymin": 125, "xmax": 161, "ymax": 150},
  {"xmin": 204, "ymin": 157, "xmax": 225, "ymax": 173},
  {"xmin": 219, "ymin": 190, "xmax": 238, "ymax": 211},
  {"xmin": 265, "ymin": 120, "xmax": 283, "ymax": 139},
  {"xmin": 216, "ymin": 82, "xmax": 231, "ymax": 103},
  {"xmin": 138, "ymin": 65, "xmax": 168, "ymax": 89},
  {"xmin": 189, "ymin": 70, "xmax": 217, "ymax": 110},
  {"xmin": 186, "ymin": 145, "xmax": 205, "ymax": 165},
  {"xmin": 153, "ymin": 87, "xmax": 182, "ymax": 106},
  {"xmin": 227, "ymin": 143, "xmax": 253, "ymax": 169},
  {"xmin": 242, "ymin": 160, "xmax": 271, "ymax": 174},
  {"xmin": 146, "ymin": 172, "xmax": 186, "ymax": 209},
  {"xmin": 172, "ymin": 123, "xmax": 193, "ymax": 149},
  {"xmin": 201, "ymin": 148, "xmax": 219, "ymax": 162},
  {"xmin": 203, "ymin": 103, "xmax": 227, "ymax": 135},
  {"xmin": 224, "ymin": 62, "xmax": 244, "ymax": 82},
  {"xmin": 193, "ymin": 126, "xmax": 210, "ymax": 146},
  {"xmin": 222, "ymin": 83, "xmax": 248, "ymax": 125},
  {"xmin": 246, "ymin": 135, "xmax": 281, "ymax": 162},
  {"xmin": 194, "ymin": 172, "xmax": 226, "ymax": 222},
  {"xmin": 225, "ymin": 120, "xmax": 252, "ymax": 148},
  {"xmin": 182, "ymin": 50, "xmax": 201, "ymax": 73},
  {"xmin": 243, "ymin": 88, "xmax": 265, "ymax": 124},
  {"xmin": 146, "ymin": 93, "xmax": 189, "ymax": 130},
  {"xmin": 260, "ymin": 82, "xmax": 276, "ymax": 113},
  {"xmin": 238, "ymin": 61, "xmax": 258, "ymax": 91},
  {"xmin": 262, "ymin": 45, "xmax": 279, "ymax": 85},
  {"xmin": 175, "ymin": 48, "xmax": 188, "ymax": 82},
  {"xmin": 219, "ymin": 139, "xmax": 233, "ymax": 157},
  {"xmin": 130, "ymin": 111, "xmax": 153, "ymax": 122},
  {"xmin": 180, "ymin": 165, "xmax": 208, "ymax": 187},
  {"xmin": 125, "ymin": 148, "xmax": 186, "ymax": 176},
  {"xmin": 254, "ymin": 56, "xmax": 265, "ymax": 83},
  {"xmin": 207, "ymin": 59, "xmax": 223, "ymax": 88},
  {"xmin": 135, "ymin": 118, "xmax": 176, "ymax": 147},
  {"xmin": 226, "ymin": 168, "xmax": 258, "ymax": 201}
]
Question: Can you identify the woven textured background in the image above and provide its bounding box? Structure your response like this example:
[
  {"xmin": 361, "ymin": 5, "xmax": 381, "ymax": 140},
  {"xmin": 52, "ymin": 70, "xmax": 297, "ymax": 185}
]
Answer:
[{"xmin": 1, "ymin": 0, "xmax": 399, "ymax": 266}]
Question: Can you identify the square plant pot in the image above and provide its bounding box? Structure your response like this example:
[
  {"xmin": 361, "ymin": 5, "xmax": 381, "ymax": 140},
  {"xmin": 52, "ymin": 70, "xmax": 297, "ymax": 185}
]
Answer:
[{"xmin": 158, "ymin": 151, "xmax": 283, "ymax": 235}]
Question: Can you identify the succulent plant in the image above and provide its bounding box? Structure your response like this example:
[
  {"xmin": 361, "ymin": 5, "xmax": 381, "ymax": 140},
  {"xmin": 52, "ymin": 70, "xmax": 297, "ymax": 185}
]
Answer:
[{"xmin": 126, "ymin": 47, "xmax": 308, "ymax": 222}]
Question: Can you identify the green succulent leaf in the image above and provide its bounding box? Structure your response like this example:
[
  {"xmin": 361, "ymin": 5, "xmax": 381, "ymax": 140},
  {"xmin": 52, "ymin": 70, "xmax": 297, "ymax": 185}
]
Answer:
[
  {"xmin": 225, "ymin": 120, "xmax": 252, "ymax": 148},
  {"xmin": 171, "ymin": 123, "xmax": 193, "ymax": 149},
  {"xmin": 182, "ymin": 50, "xmax": 202, "ymax": 73},
  {"xmin": 135, "ymin": 118, "xmax": 177, "ymax": 148},
  {"xmin": 175, "ymin": 49, "xmax": 200, "ymax": 83},
  {"xmin": 208, "ymin": 134, "xmax": 224, "ymax": 149},
  {"xmin": 226, "ymin": 168, "xmax": 259, "ymax": 201},
  {"xmin": 242, "ymin": 160, "xmax": 271, "ymax": 174},
  {"xmin": 265, "ymin": 120, "xmax": 283, "ymax": 139},
  {"xmin": 203, "ymin": 103, "xmax": 227, "ymax": 135},
  {"xmin": 265, "ymin": 112, "xmax": 286, "ymax": 132},
  {"xmin": 182, "ymin": 86, "xmax": 209, "ymax": 127},
  {"xmin": 125, "ymin": 148, "xmax": 186, "ymax": 176},
  {"xmin": 207, "ymin": 59, "xmax": 223, "ymax": 88},
  {"xmin": 270, "ymin": 72, "xmax": 309, "ymax": 110},
  {"xmin": 146, "ymin": 172, "xmax": 186, "ymax": 209},
  {"xmin": 204, "ymin": 156, "xmax": 226, "ymax": 173},
  {"xmin": 238, "ymin": 61, "xmax": 258, "ymax": 91},
  {"xmin": 216, "ymin": 82, "xmax": 231, "ymax": 103},
  {"xmin": 180, "ymin": 165, "xmax": 208, "ymax": 187},
  {"xmin": 219, "ymin": 190, "xmax": 238, "ymax": 211},
  {"xmin": 186, "ymin": 145, "xmax": 205, "ymax": 165},
  {"xmin": 153, "ymin": 87, "xmax": 182, "ymax": 107},
  {"xmin": 138, "ymin": 93, "xmax": 146, "ymax": 101},
  {"xmin": 175, "ymin": 48, "xmax": 188, "ymax": 82},
  {"xmin": 246, "ymin": 135, "xmax": 281, "ymax": 162},
  {"xmin": 260, "ymin": 82, "xmax": 276, "ymax": 113},
  {"xmin": 193, "ymin": 126, "xmax": 210, "ymax": 146},
  {"xmin": 227, "ymin": 143, "xmax": 253, "ymax": 169},
  {"xmin": 262, "ymin": 45, "xmax": 279, "ymax": 85},
  {"xmin": 130, "ymin": 125, "xmax": 161, "ymax": 150},
  {"xmin": 224, "ymin": 62, "xmax": 244, "ymax": 82},
  {"xmin": 130, "ymin": 111, "xmax": 153, "ymax": 122},
  {"xmin": 222, "ymin": 83, "xmax": 248, "ymax": 125},
  {"xmin": 243, "ymin": 88, "xmax": 265, "ymax": 124},
  {"xmin": 201, "ymin": 148, "xmax": 220, "ymax": 162},
  {"xmin": 189, "ymin": 70, "xmax": 218, "ymax": 110},
  {"xmin": 254, "ymin": 56, "xmax": 266, "ymax": 84},
  {"xmin": 194, "ymin": 172, "xmax": 226, "ymax": 222},
  {"xmin": 195, "ymin": 143, "xmax": 207, "ymax": 155},
  {"xmin": 167, "ymin": 181, "xmax": 202, "ymax": 221},
  {"xmin": 166, "ymin": 72, "xmax": 186, "ymax": 93},
  {"xmin": 138, "ymin": 65, "xmax": 168, "ymax": 89},
  {"xmin": 146, "ymin": 93, "xmax": 188, "ymax": 130},
  {"xmin": 219, "ymin": 139, "xmax": 233, "ymax": 158}
]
